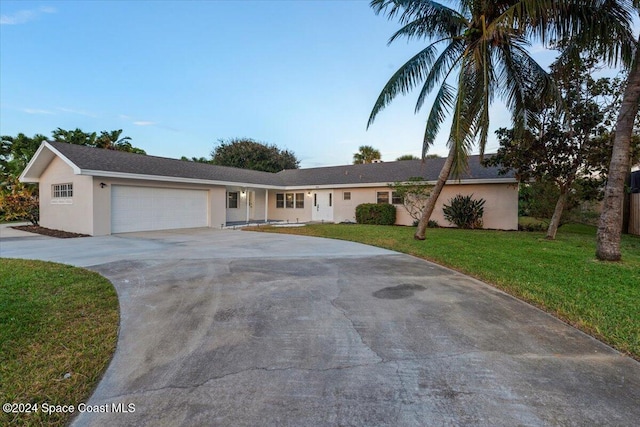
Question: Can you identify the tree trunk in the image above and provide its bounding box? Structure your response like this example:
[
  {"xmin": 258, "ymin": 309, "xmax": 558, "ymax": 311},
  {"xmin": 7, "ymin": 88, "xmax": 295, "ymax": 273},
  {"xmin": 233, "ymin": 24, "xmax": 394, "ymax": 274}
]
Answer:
[
  {"xmin": 546, "ymin": 187, "xmax": 568, "ymax": 240},
  {"xmin": 415, "ymin": 146, "xmax": 456, "ymax": 240},
  {"xmin": 596, "ymin": 37, "xmax": 640, "ymax": 261}
]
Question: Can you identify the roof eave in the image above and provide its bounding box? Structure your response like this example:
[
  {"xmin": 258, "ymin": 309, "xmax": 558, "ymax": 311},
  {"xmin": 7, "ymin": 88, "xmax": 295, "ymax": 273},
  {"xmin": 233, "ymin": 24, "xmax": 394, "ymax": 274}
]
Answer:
[
  {"xmin": 79, "ymin": 169, "xmax": 284, "ymax": 189},
  {"xmin": 19, "ymin": 141, "xmax": 81, "ymax": 183},
  {"xmin": 281, "ymin": 177, "xmax": 516, "ymax": 190}
]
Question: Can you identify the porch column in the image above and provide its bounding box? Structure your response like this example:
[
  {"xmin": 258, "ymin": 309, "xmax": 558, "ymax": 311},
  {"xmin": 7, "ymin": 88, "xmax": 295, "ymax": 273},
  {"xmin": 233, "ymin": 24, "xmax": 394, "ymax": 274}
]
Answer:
[
  {"xmin": 265, "ymin": 189, "xmax": 269, "ymax": 222},
  {"xmin": 245, "ymin": 188, "xmax": 250, "ymax": 223}
]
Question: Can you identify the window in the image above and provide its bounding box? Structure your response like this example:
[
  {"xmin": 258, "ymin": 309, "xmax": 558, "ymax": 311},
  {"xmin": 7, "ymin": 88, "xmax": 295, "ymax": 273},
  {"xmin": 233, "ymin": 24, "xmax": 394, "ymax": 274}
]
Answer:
[
  {"xmin": 392, "ymin": 191, "xmax": 403, "ymax": 205},
  {"xmin": 377, "ymin": 191, "xmax": 389, "ymax": 204},
  {"xmin": 52, "ymin": 183, "xmax": 73, "ymax": 198},
  {"xmin": 343, "ymin": 191, "xmax": 351, "ymax": 201},
  {"xmin": 227, "ymin": 192, "xmax": 239, "ymax": 209},
  {"xmin": 285, "ymin": 193, "xmax": 294, "ymax": 208},
  {"xmin": 329, "ymin": 193, "xmax": 332, "ymax": 207},
  {"xmin": 276, "ymin": 193, "xmax": 284, "ymax": 208},
  {"xmin": 314, "ymin": 193, "xmax": 317, "ymax": 207},
  {"xmin": 295, "ymin": 193, "xmax": 304, "ymax": 209}
]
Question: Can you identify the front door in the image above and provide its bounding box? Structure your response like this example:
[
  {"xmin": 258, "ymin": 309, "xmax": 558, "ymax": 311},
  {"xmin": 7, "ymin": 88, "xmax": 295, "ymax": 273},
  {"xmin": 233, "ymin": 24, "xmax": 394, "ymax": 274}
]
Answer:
[
  {"xmin": 248, "ymin": 190, "xmax": 255, "ymax": 220},
  {"xmin": 312, "ymin": 190, "xmax": 334, "ymax": 222}
]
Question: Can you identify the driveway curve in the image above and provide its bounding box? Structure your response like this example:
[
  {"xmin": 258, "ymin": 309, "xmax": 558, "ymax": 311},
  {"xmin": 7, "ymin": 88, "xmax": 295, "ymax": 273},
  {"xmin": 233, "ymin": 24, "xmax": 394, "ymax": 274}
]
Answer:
[{"xmin": 2, "ymin": 228, "xmax": 639, "ymax": 426}]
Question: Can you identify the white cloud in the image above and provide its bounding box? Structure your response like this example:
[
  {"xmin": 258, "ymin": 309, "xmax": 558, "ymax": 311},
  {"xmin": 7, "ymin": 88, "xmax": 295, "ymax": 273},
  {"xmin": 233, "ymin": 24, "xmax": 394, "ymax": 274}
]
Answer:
[
  {"xmin": 22, "ymin": 108, "xmax": 55, "ymax": 115},
  {"xmin": 133, "ymin": 121, "xmax": 156, "ymax": 126},
  {"xmin": 57, "ymin": 107, "xmax": 97, "ymax": 118},
  {"xmin": 0, "ymin": 6, "xmax": 55, "ymax": 25}
]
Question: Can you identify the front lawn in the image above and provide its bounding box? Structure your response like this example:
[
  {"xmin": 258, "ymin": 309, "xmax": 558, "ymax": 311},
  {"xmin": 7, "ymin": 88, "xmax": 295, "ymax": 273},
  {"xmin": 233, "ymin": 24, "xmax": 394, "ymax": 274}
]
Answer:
[
  {"xmin": 0, "ymin": 259, "xmax": 119, "ymax": 426},
  {"xmin": 248, "ymin": 223, "xmax": 640, "ymax": 360}
]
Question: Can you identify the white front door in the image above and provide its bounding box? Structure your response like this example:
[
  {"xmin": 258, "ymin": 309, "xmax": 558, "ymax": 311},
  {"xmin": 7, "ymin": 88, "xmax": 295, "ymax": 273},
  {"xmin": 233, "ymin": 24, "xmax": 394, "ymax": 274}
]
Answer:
[
  {"xmin": 312, "ymin": 190, "xmax": 334, "ymax": 222},
  {"xmin": 248, "ymin": 191, "xmax": 255, "ymax": 220}
]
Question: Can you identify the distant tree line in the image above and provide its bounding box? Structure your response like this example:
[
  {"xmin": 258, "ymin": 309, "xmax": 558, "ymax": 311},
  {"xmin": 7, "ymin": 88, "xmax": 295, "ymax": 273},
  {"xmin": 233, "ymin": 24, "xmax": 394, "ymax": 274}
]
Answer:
[
  {"xmin": 182, "ymin": 138, "xmax": 299, "ymax": 173},
  {"xmin": 0, "ymin": 128, "xmax": 144, "ymax": 224}
]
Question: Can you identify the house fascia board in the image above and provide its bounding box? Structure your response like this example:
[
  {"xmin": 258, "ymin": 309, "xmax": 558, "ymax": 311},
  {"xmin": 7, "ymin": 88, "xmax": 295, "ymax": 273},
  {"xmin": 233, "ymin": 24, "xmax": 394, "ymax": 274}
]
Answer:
[
  {"xmin": 79, "ymin": 169, "xmax": 283, "ymax": 190},
  {"xmin": 280, "ymin": 178, "xmax": 515, "ymax": 190},
  {"xmin": 19, "ymin": 141, "xmax": 81, "ymax": 182}
]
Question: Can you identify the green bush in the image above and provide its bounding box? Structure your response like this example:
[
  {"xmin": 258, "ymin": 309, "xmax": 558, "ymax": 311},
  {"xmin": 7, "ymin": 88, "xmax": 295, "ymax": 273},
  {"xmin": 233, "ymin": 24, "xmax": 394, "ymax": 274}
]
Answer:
[
  {"xmin": 518, "ymin": 222, "xmax": 547, "ymax": 232},
  {"xmin": 355, "ymin": 203, "xmax": 396, "ymax": 225},
  {"xmin": 442, "ymin": 194, "xmax": 485, "ymax": 229}
]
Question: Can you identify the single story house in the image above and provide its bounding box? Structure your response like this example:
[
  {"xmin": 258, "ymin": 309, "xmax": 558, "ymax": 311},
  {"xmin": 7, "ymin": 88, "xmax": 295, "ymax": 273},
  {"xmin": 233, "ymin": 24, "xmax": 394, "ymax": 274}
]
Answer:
[{"xmin": 20, "ymin": 141, "xmax": 518, "ymax": 235}]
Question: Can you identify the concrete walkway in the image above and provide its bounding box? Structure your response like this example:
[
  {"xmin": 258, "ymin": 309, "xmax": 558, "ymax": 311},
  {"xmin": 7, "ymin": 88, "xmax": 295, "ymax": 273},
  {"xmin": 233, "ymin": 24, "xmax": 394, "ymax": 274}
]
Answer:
[
  {"xmin": 0, "ymin": 222, "xmax": 48, "ymax": 240},
  {"xmin": 2, "ymin": 228, "xmax": 639, "ymax": 426}
]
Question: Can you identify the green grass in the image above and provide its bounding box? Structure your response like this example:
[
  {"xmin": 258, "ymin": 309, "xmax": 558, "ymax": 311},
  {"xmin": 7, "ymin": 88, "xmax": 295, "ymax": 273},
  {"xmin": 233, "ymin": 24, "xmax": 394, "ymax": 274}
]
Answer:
[
  {"xmin": 0, "ymin": 259, "xmax": 119, "ymax": 426},
  {"xmin": 248, "ymin": 223, "xmax": 640, "ymax": 359}
]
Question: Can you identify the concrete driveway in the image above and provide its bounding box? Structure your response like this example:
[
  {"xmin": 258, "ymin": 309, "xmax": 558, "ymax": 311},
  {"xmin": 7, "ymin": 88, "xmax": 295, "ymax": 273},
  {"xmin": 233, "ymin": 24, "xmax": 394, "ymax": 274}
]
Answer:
[{"xmin": 2, "ymin": 228, "xmax": 639, "ymax": 426}]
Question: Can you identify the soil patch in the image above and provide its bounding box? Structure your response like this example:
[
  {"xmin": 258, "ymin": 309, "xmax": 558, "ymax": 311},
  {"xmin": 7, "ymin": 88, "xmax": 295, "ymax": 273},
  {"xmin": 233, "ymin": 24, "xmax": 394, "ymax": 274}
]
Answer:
[{"xmin": 12, "ymin": 225, "xmax": 90, "ymax": 238}]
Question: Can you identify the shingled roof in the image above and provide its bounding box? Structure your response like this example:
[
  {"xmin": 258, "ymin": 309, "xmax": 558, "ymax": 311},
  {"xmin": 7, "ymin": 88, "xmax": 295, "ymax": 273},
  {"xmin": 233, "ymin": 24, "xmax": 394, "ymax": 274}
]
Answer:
[
  {"xmin": 47, "ymin": 141, "xmax": 284, "ymax": 186},
  {"xmin": 276, "ymin": 156, "xmax": 513, "ymax": 186},
  {"xmin": 29, "ymin": 141, "xmax": 514, "ymax": 187}
]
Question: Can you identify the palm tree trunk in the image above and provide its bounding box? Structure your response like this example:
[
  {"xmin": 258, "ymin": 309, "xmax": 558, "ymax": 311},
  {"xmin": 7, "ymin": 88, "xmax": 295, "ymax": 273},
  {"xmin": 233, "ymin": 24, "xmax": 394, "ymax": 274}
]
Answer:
[
  {"xmin": 596, "ymin": 37, "xmax": 640, "ymax": 261},
  {"xmin": 415, "ymin": 145, "xmax": 455, "ymax": 240},
  {"xmin": 546, "ymin": 187, "xmax": 568, "ymax": 240}
]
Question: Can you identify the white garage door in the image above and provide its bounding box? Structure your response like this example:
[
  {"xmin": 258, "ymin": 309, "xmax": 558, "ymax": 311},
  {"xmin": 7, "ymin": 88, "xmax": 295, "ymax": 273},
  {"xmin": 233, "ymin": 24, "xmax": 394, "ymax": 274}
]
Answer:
[{"xmin": 111, "ymin": 186, "xmax": 208, "ymax": 233}]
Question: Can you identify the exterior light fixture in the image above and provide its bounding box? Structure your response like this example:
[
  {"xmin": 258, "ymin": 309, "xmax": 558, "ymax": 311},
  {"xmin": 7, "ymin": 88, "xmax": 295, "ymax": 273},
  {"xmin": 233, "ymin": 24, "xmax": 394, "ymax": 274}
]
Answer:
[{"xmin": 100, "ymin": 182, "xmax": 107, "ymax": 188}]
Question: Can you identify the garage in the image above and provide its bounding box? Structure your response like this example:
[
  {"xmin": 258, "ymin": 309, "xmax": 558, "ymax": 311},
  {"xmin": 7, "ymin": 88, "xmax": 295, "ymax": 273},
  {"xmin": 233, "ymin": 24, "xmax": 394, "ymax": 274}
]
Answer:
[{"xmin": 111, "ymin": 185, "xmax": 208, "ymax": 233}]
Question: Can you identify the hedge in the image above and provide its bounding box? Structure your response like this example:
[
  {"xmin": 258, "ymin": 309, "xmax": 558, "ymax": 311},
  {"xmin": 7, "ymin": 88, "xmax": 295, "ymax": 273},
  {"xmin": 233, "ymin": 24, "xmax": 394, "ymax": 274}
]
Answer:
[{"xmin": 355, "ymin": 203, "xmax": 396, "ymax": 225}]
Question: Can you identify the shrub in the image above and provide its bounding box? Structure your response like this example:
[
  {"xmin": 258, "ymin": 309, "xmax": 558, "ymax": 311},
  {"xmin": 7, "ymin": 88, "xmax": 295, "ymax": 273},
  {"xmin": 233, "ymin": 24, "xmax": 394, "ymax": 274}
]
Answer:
[
  {"xmin": 355, "ymin": 203, "xmax": 396, "ymax": 225},
  {"xmin": 427, "ymin": 220, "xmax": 439, "ymax": 228},
  {"xmin": 0, "ymin": 180, "xmax": 39, "ymax": 225},
  {"xmin": 518, "ymin": 222, "xmax": 547, "ymax": 232},
  {"xmin": 442, "ymin": 194, "xmax": 485, "ymax": 229}
]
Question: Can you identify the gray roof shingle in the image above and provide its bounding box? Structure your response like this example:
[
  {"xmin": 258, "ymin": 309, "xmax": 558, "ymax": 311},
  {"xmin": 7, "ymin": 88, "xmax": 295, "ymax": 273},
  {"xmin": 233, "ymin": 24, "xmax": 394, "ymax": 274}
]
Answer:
[
  {"xmin": 49, "ymin": 141, "xmax": 284, "ymax": 186},
  {"xmin": 276, "ymin": 156, "xmax": 513, "ymax": 186},
  {"xmin": 49, "ymin": 141, "xmax": 514, "ymax": 188}
]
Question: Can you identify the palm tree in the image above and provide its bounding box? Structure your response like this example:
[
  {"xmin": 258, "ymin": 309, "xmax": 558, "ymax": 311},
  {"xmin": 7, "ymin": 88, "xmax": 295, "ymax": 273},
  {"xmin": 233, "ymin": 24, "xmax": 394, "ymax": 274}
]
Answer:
[
  {"xmin": 368, "ymin": 0, "xmax": 634, "ymax": 241},
  {"xmin": 596, "ymin": 33, "xmax": 640, "ymax": 261},
  {"xmin": 353, "ymin": 145, "xmax": 382, "ymax": 164},
  {"xmin": 96, "ymin": 129, "xmax": 133, "ymax": 151}
]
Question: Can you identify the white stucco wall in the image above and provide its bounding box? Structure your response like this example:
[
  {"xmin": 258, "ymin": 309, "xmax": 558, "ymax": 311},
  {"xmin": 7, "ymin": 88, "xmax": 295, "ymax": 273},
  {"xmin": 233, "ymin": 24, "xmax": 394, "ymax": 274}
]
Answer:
[
  {"xmin": 39, "ymin": 157, "xmax": 94, "ymax": 235},
  {"xmin": 268, "ymin": 190, "xmax": 313, "ymax": 223},
  {"xmin": 224, "ymin": 187, "xmax": 268, "ymax": 223},
  {"xmin": 38, "ymin": 158, "xmax": 230, "ymax": 235},
  {"xmin": 266, "ymin": 182, "xmax": 518, "ymax": 230}
]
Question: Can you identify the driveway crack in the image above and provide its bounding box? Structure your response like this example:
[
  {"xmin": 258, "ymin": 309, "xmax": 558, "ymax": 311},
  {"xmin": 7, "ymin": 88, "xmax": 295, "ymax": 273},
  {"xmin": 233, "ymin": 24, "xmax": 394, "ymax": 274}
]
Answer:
[{"xmin": 329, "ymin": 292, "xmax": 385, "ymax": 364}]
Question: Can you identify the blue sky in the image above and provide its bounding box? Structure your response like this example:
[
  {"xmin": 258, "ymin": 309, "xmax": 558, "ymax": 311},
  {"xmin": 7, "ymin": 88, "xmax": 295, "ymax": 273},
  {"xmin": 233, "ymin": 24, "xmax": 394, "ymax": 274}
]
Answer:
[{"xmin": 1, "ymin": 1, "xmax": 571, "ymax": 167}]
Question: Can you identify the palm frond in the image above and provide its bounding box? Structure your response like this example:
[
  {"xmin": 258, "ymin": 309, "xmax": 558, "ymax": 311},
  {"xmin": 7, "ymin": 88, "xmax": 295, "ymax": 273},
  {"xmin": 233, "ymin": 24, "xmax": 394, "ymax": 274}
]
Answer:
[
  {"xmin": 415, "ymin": 38, "xmax": 465, "ymax": 113},
  {"xmin": 496, "ymin": 39, "xmax": 556, "ymax": 136},
  {"xmin": 499, "ymin": 0, "xmax": 635, "ymax": 68},
  {"xmin": 371, "ymin": 0, "xmax": 464, "ymax": 25},
  {"xmin": 422, "ymin": 82, "xmax": 456, "ymax": 157},
  {"xmin": 368, "ymin": 42, "xmax": 442, "ymax": 127},
  {"xmin": 386, "ymin": 3, "xmax": 467, "ymax": 43}
]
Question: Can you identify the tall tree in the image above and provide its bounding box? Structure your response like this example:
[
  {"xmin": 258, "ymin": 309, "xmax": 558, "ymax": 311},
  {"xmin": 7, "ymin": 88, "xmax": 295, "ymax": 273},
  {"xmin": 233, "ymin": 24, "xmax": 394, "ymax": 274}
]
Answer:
[
  {"xmin": 211, "ymin": 138, "xmax": 299, "ymax": 172},
  {"xmin": 353, "ymin": 145, "xmax": 382, "ymax": 164},
  {"xmin": 597, "ymin": 33, "xmax": 640, "ymax": 260},
  {"xmin": 52, "ymin": 128, "xmax": 146, "ymax": 154},
  {"xmin": 95, "ymin": 129, "xmax": 145, "ymax": 154},
  {"xmin": 487, "ymin": 54, "xmax": 625, "ymax": 239},
  {"xmin": 0, "ymin": 133, "xmax": 46, "ymax": 183},
  {"xmin": 396, "ymin": 154, "xmax": 420, "ymax": 161},
  {"xmin": 368, "ymin": 0, "xmax": 634, "ymax": 241},
  {"xmin": 51, "ymin": 127, "xmax": 97, "ymax": 146}
]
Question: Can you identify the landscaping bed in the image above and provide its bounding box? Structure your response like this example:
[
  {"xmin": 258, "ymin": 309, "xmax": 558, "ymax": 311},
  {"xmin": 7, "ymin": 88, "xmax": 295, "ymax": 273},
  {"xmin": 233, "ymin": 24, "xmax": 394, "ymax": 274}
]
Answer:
[{"xmin": 11, "ymin": 225, "xmax": 90, "ymax": 238}]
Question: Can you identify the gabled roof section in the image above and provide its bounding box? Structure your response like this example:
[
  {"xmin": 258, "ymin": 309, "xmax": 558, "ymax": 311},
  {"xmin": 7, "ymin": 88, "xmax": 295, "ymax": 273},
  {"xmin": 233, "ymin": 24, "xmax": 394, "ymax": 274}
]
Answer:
[
  {"xmin": 21, "ymin": 141, "xmax": 515, "ymax": 188},
  {"xmin": 277, "ymin": 156, "xmax": 514, "ymax": 187},
  {"xmin": 24, "ymin": 141, "xmax": 285, "ymax": 187},
  {"xmin": 19, "ymin": 141, "xmax": 81, "ymax": 182}
]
